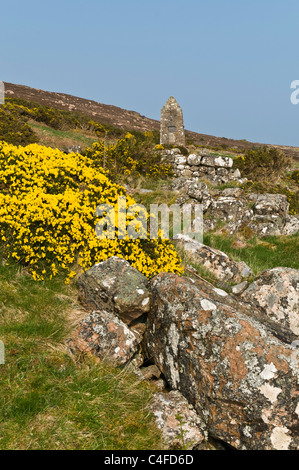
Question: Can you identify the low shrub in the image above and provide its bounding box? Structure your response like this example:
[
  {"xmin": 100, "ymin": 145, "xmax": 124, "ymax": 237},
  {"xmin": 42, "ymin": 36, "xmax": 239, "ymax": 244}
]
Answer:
[
  {"xmin": 0, "ymin": 107, "xmax": 38, "ymax": 145},
  {"xmin": 0, "ymin": 142, "xmax": 183, "ymax": 282},
  {"xmin": 234, "ymin": 146, "xmax": 292, "ymax": 184}
]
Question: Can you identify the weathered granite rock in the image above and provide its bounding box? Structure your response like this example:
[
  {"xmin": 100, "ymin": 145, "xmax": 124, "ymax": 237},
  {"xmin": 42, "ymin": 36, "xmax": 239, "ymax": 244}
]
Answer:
[
  {"xmin": 181, "ymin": 169, "xmax": 192, "ymax": 177},
  {"xmin": 241, "ymin": 268, "xmax": 299, "ymax": 338},
  {"xmin": 148, "ymin": 391, "xmax": 207, "ymax": 449},
  {"xmin": 174, "ymin": 155, "xmax": 187, "ymax": 165},
  {"xmin": 187, "ymin": 182, "xmax": 212, "ymax": 212},
  {"xmin": 231, "ymin": 281, "xmax": 249, "ymax": 295},
  {"xmin": 187, "ymin": 154, "xmax": 202, "ymax": 166},
  {"xmin": 177, "ymin": 235, "xmax": 253, "ymax": 283},
  {"xmin": 283, "ymin": 215, "xmax": 299, "ymax": 236},
  {"xmin": 68, "ymin": 310, "xmax": 141, "ymax": 365},
  {"xmin": 221, "ymin": 187, "xmax": 245, "ymax": 198},
  {"xmin": 209, "ymin": 196, "xmax": 253, "ymax": 228},
  {"xmin": 245, "ymin": 193, "xmax": 289, "ymax": 237},
  {"xmin": 145, "ymin": 273, "xmax": 299, "ymax": 450},
  {"xmin": 253, "ymin": 194, "xmax": 289, "ymax": 220},
  {"xmin": 247, "ymin": 220, "xmax": 284, "ymax": 237},
  {"xmin": 201, "ymin": 156, "xmax": 233, "ymax": 168},
  {"xmin": 171, "ymin": 177, "xmax": 190, "ymax": 191},
  {"xmin": 78, "ymin": 257, "xmax": 152, "ymax": 325}
]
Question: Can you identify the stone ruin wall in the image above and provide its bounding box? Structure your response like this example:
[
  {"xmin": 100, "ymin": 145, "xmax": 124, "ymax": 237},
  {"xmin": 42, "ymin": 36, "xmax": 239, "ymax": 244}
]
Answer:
[{"xmin": 162, "ymin": 148, "xmax": 242, "ymax": 185}]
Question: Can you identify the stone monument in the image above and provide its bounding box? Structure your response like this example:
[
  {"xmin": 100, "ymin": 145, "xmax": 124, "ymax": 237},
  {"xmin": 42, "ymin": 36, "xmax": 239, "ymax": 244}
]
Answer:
[{"xmin": 160, "ymin": 96, "xmax": 185, "ymax": 146}]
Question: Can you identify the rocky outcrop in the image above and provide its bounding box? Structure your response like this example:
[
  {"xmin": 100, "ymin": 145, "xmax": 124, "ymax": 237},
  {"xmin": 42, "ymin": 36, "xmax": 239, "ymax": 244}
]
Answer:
[
  {"xmin": 144, "ymin": 273, "xmax": 299, "ymax": 450},
  {"xmin": 68, "ymin": 310, "xmax": 142, "ymax": 365},
  {"xmin": 241, "ymin": 268, "xmax": 299, "ymax": 338},
  {"xmin": 78, "ymin": 256, "xmax": 152, "ymax": 325},
  {"xmin": 173, "ymin": 178, "xmax": 298, "ymax": 237},
  {"xmin": 148, "ymin": 390, "xmax": 207, "ymax": 449},
  {"xmin": 69, "ymin": 254, "xmax": 299, "ymax": 451},
  {"xmin": 177, "ymin": 234, "xmax": 253, "ymax": 283}
]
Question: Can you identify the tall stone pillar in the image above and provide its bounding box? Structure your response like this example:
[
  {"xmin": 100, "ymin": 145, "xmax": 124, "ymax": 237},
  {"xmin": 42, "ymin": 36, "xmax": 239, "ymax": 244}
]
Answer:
[{"xmin": 160, "ymin": 96, "xmax": 185, "ymax": 146}]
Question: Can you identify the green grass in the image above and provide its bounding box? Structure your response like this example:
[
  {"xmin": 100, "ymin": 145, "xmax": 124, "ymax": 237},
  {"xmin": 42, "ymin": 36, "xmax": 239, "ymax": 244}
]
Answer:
[
  {"xmin": 0, "ymin": 265, "xmax": 163, "ymax": 450},
  {"xmin": 203, "ymin": 232, "xmax": 299, "ymax": 275}
]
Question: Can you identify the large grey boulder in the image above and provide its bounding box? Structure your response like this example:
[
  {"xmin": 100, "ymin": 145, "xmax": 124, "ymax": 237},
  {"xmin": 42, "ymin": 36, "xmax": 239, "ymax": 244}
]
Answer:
[
  {"xmin": 78, "ymin": 257, "xmax": 152, "ymax": 325},
  {"xmin": 144, "ymin": 273, "xmax": 299, "ymax": 450},
  {"xmin": 241, "ymin": 268, "xmax": 299, "ymax": 338}
]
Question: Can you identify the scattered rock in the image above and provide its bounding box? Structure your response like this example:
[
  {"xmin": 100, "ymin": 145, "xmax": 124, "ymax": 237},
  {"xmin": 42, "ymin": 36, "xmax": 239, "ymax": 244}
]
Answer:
[
  {"xmin": 140, "ymin": 364, "xmax": 161, "ymax": 380},
  {"xmin": 68, "ymin": 310, "xmax": 141, "ymax": 365},
  {"xmin": 177, "ymin": 234, "xmax": 253, "ymax": 283},
  {"xmin": 231, "ymin": 281, "xmax": 249, "ymax": 295},
  {"xmin": 148, "ymin": 390, "xmax": 207, "ymax": 449},
  {"xmin": 78, "ymin": 256, "xmax": 152, "ymax": 325}
]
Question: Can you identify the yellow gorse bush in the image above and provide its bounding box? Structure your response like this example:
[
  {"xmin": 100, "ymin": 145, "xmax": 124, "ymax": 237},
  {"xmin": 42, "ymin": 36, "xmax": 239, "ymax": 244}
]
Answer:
[{"xmin": 0, "ymin": 141, "xmax": 183, "ymax": 282}]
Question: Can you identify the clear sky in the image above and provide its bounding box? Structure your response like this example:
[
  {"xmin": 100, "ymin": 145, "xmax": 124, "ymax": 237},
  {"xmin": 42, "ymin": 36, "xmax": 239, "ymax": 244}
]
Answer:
[{"xmin": 1, "ymin": 0, "xmax": 298, "ymax": 146}]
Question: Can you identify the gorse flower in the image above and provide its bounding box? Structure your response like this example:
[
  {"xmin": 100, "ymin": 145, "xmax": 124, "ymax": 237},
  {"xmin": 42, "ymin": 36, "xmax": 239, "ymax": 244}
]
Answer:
[{"xmin": 0, "ymin": 141, "xmax": 183, "ymax": 282}]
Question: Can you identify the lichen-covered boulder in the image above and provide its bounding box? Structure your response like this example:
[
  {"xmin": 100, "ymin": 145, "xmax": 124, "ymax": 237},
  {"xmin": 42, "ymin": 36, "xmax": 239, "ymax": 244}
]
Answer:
[
  {"xmin": 148, "ymin": 390, "xmax": 207, "ymax": 449},
  {"xmin": 176, "ymin": 235, "xmax": 253, "ymax": 283},
  {"xmin": 68, "ymin": 310, "xmax": 141, "ymax": 365},
  {"xmin": 144, "ymin": 273, "xmax": 299, "ymax": 450},
  {"xmin": 241, "ymin": 268, "xmax": 299, "ymax": 338},
  {"xmin": 78, "ymin": 257, "xmax": 152, "ymax": 325}
]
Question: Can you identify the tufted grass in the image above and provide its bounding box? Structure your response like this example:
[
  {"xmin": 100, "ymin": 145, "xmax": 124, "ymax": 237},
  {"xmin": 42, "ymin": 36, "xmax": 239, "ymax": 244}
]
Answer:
[
  {"xmin": 0, "ymin": 265, "xmax": 163, "ymax": 450},
  {"xmin": 203, "ymin": 232, "xmax": 299, "ymax": 274}
]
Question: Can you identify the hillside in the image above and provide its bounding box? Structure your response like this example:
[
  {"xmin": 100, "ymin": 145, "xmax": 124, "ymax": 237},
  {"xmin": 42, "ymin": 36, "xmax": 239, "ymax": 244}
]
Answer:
[
  {"xmin": 0, "ymin": 84, "xmax": 298, "ymax": 451},
  {"xmin": 4, "ymin": 82, "xmax": 299, "ymax": 160}
]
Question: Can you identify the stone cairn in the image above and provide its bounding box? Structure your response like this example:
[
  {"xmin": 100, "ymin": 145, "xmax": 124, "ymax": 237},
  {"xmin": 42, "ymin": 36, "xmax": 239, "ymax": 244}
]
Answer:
[{"xmin": 160, "ymin": 96, "xmax": 185, "ymax": 146}]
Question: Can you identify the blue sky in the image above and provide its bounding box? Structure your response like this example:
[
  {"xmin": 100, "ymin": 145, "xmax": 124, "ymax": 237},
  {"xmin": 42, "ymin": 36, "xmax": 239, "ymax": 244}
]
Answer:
[{"xmin": 1, "ymin": 0, "xmax": 298, "ymax": 146}]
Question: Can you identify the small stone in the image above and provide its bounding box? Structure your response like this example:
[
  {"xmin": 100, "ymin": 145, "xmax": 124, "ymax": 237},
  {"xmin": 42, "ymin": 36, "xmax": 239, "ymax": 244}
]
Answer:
[
  {"xmin": 231, "ymin": 281, "xmax": 249, "ymax": 295},
  {"xmin": 148, "ymin": 391, "xmax": 206, "ymax": 449}
]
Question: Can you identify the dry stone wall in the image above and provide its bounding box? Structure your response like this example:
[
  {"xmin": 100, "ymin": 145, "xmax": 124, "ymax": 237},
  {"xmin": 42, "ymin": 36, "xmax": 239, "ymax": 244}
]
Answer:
[{"xmin": 163, "ymin": 148, "xmax": 242, "ymax": 184}]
